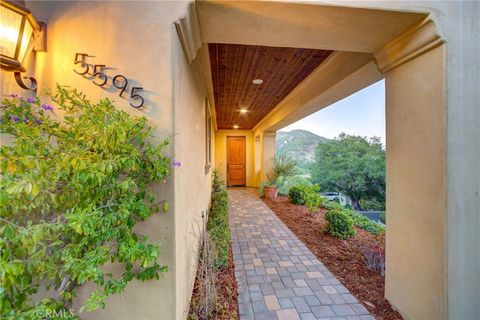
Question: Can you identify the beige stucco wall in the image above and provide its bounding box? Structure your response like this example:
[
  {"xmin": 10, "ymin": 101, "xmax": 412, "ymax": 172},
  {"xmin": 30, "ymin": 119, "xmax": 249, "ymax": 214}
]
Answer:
[
  {"xmin": 172, "ymin": 38, "xmax": 213, "ymax": 318},
  {"xmin": 0, "ymin": 1, "xmax": 212, "ymax": 319},
  {"xmin": 249, "ymin": 130, "xmax": 278, "ymax": 188},
  {"xmin": 214, "ymin": 130, "xmax": 255, "ymax": 187},
  {"xmin": 385, "ymin": 44, "xmax": 446, "ymax": 319}
]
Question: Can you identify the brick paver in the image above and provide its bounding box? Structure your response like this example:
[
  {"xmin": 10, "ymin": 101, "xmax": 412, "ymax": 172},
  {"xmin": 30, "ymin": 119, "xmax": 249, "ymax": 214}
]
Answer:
[{"xmin": 229, "ymin": 190, "xmax": 374, "ymax": 320}]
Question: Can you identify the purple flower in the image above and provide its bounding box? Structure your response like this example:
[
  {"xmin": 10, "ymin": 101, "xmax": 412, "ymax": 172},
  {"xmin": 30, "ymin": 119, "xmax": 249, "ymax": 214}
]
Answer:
[
  {"xmin": 34, "ymin": 118, "xmax": 42, "ymax": 125},
  {"xmin": 41, "ymin": 104, "xmax": 54, "ymax": 112},
  {"xmin": 25, "ymin": 97, "xmax": 35, "ymax": 103},
  {"xmin": 173, "ymin": 159, "xmax": 181, "ymax": 168},
  {"xmin": 24, "ymin": 118, "xmax": 29, "ymax": 124},
  {"xmin": 8, "ymin": 115, "xmax": 20, "ymax": 122},
  {"xmin": 9, "ymin": 93, "xmax": 18, "ymax": 98}
]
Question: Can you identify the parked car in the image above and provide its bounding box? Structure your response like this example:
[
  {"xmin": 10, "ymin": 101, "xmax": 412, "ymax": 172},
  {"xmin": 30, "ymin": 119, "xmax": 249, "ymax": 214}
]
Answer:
[{"xmin": 321, "ymin": 192, "xmax": 340, "ymax": 201}]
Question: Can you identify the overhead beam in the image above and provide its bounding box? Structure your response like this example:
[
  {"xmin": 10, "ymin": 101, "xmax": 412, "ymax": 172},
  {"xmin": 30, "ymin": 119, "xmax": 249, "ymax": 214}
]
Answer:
[
  {"xmin": 197, "ymin": 0, "xmax": 427, "ymax": 53},
  {"xmin": 253, "ymin": 51, "xmax": 382, "ymax": 133}
]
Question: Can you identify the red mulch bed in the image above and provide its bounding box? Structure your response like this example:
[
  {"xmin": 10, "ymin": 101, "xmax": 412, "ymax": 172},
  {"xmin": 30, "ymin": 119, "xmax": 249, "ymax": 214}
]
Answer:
[
  {"xmin": 189, "ymin": 246, "xmax": 238, "ymax": 320},
  {"xmin": 263, "ymin": 196, "xmax": 402, "ymax": 320}
]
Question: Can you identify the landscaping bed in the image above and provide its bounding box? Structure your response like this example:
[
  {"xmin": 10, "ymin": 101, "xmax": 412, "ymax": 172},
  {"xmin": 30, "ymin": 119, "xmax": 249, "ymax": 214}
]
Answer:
[
  {"xmin": 188, "ymin": 170, "xmax": 238, "ymax": 320},
  {"xmin": 188, "ymin": 245, "xmax": 238, "ymax": 320},
  {"xmin": 262, "ymin": 196, "xmax": 402, "ymax": 320}
]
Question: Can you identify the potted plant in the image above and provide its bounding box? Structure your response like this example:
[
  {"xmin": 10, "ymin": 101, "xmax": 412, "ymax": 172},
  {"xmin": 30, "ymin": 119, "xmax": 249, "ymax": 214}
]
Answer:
[
  {"xmin": 264, "ymin": 176, "xmax": 280, "ymax": 199},
  {"xmin": 263, "ymin": 153, "xmax": 297, "ymax": 199}
]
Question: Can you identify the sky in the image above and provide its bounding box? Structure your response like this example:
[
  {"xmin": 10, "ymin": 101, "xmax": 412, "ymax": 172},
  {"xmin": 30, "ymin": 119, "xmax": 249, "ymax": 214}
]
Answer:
[{"xmin": 281, "ymin": 80, "xmax": 386, "ymax": 144}]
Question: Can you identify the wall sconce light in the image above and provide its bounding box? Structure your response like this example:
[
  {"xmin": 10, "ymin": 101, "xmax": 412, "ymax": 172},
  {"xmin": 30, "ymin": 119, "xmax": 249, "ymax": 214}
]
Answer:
[{"xmin": 0, "ymin": 0, "xmax": 47, "ymax": 92}]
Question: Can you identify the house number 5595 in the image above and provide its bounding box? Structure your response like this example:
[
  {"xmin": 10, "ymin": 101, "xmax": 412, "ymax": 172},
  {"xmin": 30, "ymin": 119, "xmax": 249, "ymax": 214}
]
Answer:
[{"xmin": 73, "ymin": 53, "xmax": 145, "ymax": 109}]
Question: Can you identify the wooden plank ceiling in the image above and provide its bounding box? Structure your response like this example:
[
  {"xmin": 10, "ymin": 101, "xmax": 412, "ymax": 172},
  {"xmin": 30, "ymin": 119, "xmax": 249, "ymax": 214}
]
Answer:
[{"xmin": 209, "ymin": 43, "xmax": 332, "ymax": 130}]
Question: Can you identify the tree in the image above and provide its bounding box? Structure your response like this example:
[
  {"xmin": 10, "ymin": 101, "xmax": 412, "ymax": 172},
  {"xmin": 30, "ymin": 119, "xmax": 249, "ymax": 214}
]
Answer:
[{"xmin": 310, "ymin": 133, "xmax": 385, "ymax": 210}]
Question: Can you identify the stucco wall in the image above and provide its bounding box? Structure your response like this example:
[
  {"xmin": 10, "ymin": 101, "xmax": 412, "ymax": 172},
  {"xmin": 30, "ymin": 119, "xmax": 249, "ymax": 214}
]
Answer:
[
  {"xmin": 385, "ymin": 44, "xmax": 446, "ymax": 319},
  {"xmin": 214, "ymin": 130, "xmax": 255, "ymax": 187},
  {"xmin": 249, "ymin": 130, "xmax": 277, "ymax": 188},
  {"xmin": 172, "ymin": 37, "xmax": 212, "ymax": 318},
  {"xmin": 0, "ymin": 1, "xmax": 210, "ymax": 319}
]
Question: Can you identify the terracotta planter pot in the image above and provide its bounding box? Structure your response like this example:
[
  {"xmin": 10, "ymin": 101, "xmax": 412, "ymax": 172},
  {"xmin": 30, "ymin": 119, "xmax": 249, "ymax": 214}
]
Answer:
[{"xmin": 264, "ymin": 186, "xmax": 278, "ymax": 199}]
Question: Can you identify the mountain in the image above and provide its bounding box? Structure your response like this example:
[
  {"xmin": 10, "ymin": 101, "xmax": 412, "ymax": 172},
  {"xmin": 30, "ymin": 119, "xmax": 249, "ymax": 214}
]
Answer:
[{"xmin": 276, "ymin": 129, "xmax": 329, "ymax": 169}]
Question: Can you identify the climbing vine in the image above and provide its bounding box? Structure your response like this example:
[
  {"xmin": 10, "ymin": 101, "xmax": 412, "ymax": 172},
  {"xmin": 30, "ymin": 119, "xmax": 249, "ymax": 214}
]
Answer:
[{"xmin": 0, "ymin": 86, "xmax": 172, "ymax": 319}]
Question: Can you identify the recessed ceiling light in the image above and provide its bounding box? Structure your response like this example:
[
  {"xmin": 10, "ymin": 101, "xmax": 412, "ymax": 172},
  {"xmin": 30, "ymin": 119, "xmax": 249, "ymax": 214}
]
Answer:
[
  {"xmin": 233, "ymin": 125, "xmax": 239, "ymax": 129},
  {"xmin": 252, "ymin": 79, "xmax": 263, "ymax": 85},
  {"xmin": 240, "ymin": 108, "xmax": 248, "ymax": 113}
]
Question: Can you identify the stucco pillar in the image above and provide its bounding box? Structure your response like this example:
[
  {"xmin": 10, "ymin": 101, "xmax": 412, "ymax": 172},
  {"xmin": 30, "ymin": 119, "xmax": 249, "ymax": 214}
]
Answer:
[
  {"xmin": 373, "ymin": 7, "xmax": 480, "ymax": 318},
  {"xmin": 261, "ymin": 131, "xmax": 276, "ymax": 183},
  {"xmin": 376, "ymin": 20, "xmax": 447, "ymax": 319},
  {"xmin": 253, "ymin": 133, "xmax": 262, "ymax": 187}
]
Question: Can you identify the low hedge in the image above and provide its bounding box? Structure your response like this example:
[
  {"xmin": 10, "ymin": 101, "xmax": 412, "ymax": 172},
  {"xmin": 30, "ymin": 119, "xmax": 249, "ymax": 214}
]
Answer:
[
  {"xmin": 288, "ymin": 185, "xmax": 306, "ymax": 205},
  {"xmin": 288, "ymin": 184, "xmax": 324, "ymax": 212},
  {"xmin": 322, "ymin": 202, "xmax": 385, "ymax": 234},
  {"xmin": 207, "ymin": 170, "xmax": 230, "ymax": 268},
  {"xmin": 346, "ymin": 210, "xmax": 385, "ymax": 234},
  {"xmin": 325, "ymin": 209, "xmax": 356, "ymax": 239}
]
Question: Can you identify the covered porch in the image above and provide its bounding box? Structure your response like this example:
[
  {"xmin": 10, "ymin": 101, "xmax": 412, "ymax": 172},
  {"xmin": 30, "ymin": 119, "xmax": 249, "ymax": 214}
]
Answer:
[
  {"xmin": 0, "ymin": 0, "xmax": 477, "ymax": 319},
  {"xmin": 187, "ymin": 1, "xmax": 477, "ymax": 319}
]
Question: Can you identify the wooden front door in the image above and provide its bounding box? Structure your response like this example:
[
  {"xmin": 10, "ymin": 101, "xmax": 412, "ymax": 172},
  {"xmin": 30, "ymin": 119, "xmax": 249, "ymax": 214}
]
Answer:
[{"xmin": 227, "ymin": 136, "xmax": 246, "ymax": 187}]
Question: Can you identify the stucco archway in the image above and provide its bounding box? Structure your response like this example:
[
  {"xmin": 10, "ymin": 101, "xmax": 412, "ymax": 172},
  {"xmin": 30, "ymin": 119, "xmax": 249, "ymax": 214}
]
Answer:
[{"xmin": 194, "ymin": 2, "xmax": 451, "ymax": 318}]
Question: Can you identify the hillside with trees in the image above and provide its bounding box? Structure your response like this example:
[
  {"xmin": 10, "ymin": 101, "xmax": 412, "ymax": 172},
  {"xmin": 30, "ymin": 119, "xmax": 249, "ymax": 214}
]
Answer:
[{"xmin": 276, "ymin": 130, "xmax": 329, "ymax": 169}]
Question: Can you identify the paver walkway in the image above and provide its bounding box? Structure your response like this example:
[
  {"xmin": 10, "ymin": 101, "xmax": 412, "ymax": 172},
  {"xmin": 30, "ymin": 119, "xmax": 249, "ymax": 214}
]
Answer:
[{"xmin": 229, "ymin": 190, "xmax": 374, "ymax": 320}]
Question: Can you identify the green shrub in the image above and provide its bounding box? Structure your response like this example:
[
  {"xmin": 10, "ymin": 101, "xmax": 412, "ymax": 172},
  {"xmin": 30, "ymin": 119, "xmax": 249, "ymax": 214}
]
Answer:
[
  {"xmin": 380, "ymin": 211, "xmax": 386, "ymax": 224},
  {"xmin": 321, "ymin": 201, "xmax": 343, "ymax": 211},
  {"xmin": 278, "ymin": 175, "xmax": 311, "ymax": 196},
  {"xmin": 321, "ymin": 201, "xmax": 385, "ymax": 234},
  {"xmin": 360, "ymin": 198, "xmax": 386, "ymax": 211},
  {"xmin": 325, "ymin": 209, "xmax": 356, "ymax": 239},
  {"xmin": 288, "ymin": 186, "xmax": 305, "ymax": 205},
  {"xmin": 207, "ymin": 170, "xmax": 230, "ymax": 268},
  {"xmin": 0, "ymin": 87, "xmax": 172, "ymax": 318},
  {"xmin": 288, "ymin": 184, "xmax": 323, "ymax": 213},
  {"xmin": 303, "ymin": 187, "xmax": 323, "ymax": 213},
  {"xmin": 342, "ymin": 209, "xmax": 385, "ymax": 235}
]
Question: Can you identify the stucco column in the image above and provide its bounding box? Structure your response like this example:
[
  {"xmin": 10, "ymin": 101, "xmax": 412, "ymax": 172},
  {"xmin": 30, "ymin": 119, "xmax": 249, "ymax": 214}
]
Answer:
[
  {"xmin": 375, "ymin": 20, "xmax": 447, "ymax": 319},
  {"xmin": 253, "ymin": 133, "xmax": 262, "ymax": 187},
  {"xmin": 261, "ymin": 131, "xmax": 276, "ymax": 183}
]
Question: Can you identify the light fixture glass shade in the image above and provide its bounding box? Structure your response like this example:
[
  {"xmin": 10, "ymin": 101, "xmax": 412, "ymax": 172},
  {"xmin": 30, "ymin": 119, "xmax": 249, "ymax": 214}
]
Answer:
[
  {"xmin": 18, "ymin": 17, "xmax": 33, "ymax": 66},
  {"xmin": 0, "ymin": 1, "xmax": 39, "ymax": 72},
  {"xmin": 0, "ymin": 7, "xmax": 22, "ymax": 57}
]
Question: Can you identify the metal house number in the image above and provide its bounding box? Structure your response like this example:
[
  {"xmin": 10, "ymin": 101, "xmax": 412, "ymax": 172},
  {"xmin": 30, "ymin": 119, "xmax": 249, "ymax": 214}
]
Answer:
[{"xmin": 73, "ymin": 53, "xmax": 145, "ymax": 108}]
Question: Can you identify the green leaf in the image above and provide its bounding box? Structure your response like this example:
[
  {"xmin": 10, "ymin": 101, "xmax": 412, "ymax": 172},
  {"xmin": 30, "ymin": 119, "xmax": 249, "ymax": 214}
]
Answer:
[
  {"xmin": 0, "ymin": 192, "xmax": 8, "ymax": 206},
  {"xmin": 14, "ymin": 247, "xmax": 26, "ymax": 259},
  {"xmin": 4, "ymin": 225, "xmax": 15, "ymax": 240},
  {"xmin": 2, "ymin": 248, "xmax": 11, "ymax": 260},
  {"xmin": 162, "ymin": 202, "xmax": 169, "ymax": 213},
  {"xmin": 119, "ymin": 180, "xmax": 130, "ymax": 192},
  {"xmin": 31, "ymin": 183, "xmax": 40, "ymax": 197},
  {"xmin": 0, "ymin": 297, "xmax": 11, "ymax": 313}
]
